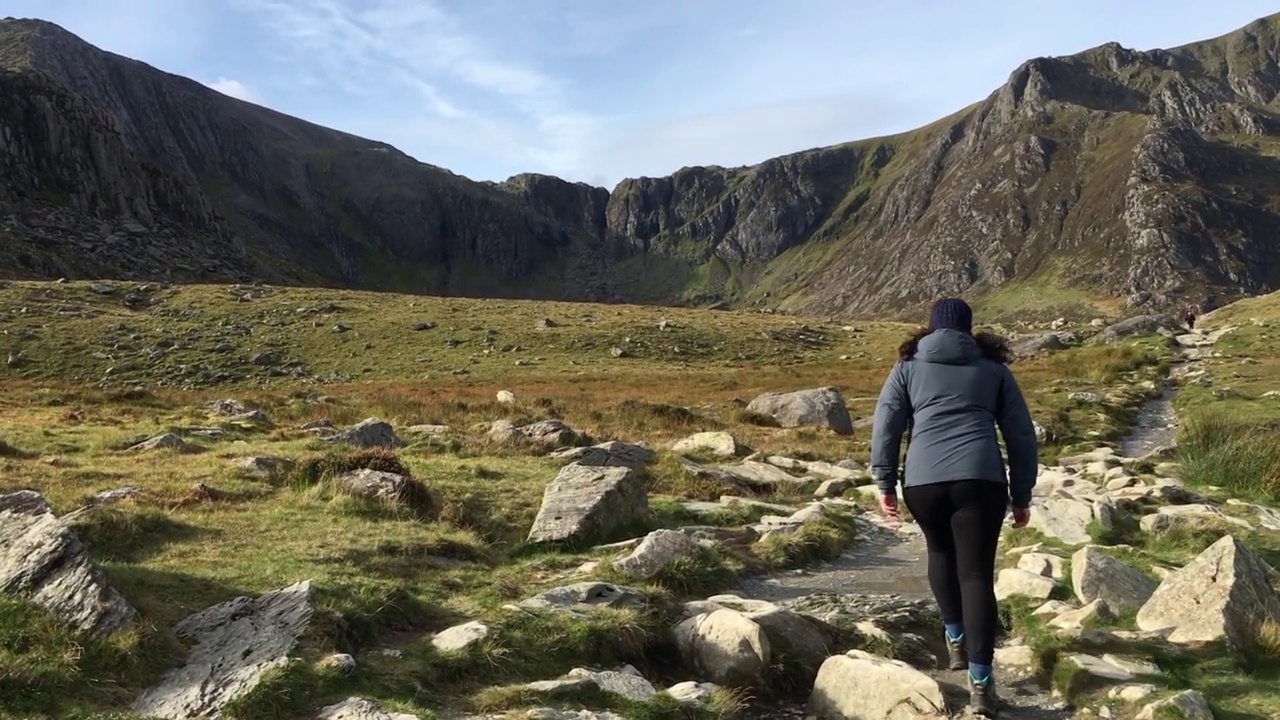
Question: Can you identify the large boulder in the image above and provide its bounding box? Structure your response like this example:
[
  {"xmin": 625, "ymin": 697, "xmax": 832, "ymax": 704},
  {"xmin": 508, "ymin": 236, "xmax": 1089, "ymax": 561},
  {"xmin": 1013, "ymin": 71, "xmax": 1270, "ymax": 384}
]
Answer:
[
  {"xmin": 674, "ymin": 608, "xmax": 771, "ymax": 687},
  {"xmin": 527, "ymin": 464, "xmax": 649, "ymax": 545},
  {"xmin": 1071, "ymin": 546, "xmax": 1157, "ymax": 614},
  {"xmin": 745, "ymin": 387, "xmax": 854, "ymax": 435},
  {"xmin": 0, "ymin": 491, "xmax": 137, "ymax": 636},
  {"xmin": 1135, "ymin": 535, "xmax": 1280, "ymax": 648},
  {"xmin": 809, "ymin": 649, "xmax": 948, "ymax": 720},
  {"xmin": 132, "ymin": 581, "xmax": 314, "ymax": 719},
  {"xmin": 699, "ymin": 595, "xmax": 833, "ymax": 671}
]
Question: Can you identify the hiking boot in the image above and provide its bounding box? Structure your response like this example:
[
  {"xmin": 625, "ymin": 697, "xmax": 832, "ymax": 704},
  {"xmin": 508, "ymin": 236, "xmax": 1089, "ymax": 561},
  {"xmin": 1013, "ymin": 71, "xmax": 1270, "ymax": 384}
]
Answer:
[
  {"xmin": 969, "ymin": 674, "xmax": 999, "ymax": 718},
  {"xmin": 945, "ymin": 633, "xmax": 968, "ymax": 671}
]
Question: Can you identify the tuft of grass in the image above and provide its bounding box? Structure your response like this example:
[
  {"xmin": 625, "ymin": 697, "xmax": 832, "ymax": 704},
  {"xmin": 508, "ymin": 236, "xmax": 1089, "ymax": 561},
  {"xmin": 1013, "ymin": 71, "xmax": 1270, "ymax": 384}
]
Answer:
[
  {"xmin": 0, "ymin": 597, "xmax": 178, "ymax": 717},
  {"xmin": 756, "ymin": 514, "xmax": 859, "ymax": 569},
  {"xmin": 0, "ymin": 436, "xmax": 31, "ymax": 458},
  {"xmin": 1178, "ymin": 408, "xmax": 1280, "ymax": 501},
  {"xmin": 473, "ymin": 682, "xmax": 742, "ymax": 720},
  {"xmin": 291, "ymin": 448, "xmax": 412, "ymax": 488}
]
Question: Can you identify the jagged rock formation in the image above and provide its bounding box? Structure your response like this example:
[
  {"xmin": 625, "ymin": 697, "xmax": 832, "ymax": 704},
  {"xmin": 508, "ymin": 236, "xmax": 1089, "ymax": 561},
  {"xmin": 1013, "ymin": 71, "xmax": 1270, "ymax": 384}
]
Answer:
[{"xmin": 5, "ymin": 15, "xmax": 1280, "ymax": 314}]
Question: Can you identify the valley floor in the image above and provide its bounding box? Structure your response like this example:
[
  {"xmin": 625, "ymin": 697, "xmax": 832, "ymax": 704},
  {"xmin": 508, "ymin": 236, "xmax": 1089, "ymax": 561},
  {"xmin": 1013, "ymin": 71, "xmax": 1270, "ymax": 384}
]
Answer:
[{"xmin": 2, "ymin": 282, "xmax": 1280, "ymax": 720}]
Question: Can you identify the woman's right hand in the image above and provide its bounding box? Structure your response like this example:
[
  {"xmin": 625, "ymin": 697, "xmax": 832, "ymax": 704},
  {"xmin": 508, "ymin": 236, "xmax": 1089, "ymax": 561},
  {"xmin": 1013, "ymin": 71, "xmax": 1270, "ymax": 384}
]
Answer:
[{"xmin": 1011, "ymin": 505, "xmax": 1031, "ymax": 528}]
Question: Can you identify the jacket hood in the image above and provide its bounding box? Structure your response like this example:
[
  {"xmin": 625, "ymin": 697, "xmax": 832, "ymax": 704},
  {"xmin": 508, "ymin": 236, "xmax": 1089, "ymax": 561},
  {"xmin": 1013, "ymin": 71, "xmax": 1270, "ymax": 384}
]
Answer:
[{"xmin": 899, "ymin": 328, "xmax": 1012, "ymax": 365}]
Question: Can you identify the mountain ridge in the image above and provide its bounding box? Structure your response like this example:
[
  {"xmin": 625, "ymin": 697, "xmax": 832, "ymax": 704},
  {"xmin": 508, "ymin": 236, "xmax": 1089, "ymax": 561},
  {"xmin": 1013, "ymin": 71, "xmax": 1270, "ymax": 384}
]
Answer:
[{"xmin": 4, "ymin": 14, "xmax": 1280, "ymax": 317}]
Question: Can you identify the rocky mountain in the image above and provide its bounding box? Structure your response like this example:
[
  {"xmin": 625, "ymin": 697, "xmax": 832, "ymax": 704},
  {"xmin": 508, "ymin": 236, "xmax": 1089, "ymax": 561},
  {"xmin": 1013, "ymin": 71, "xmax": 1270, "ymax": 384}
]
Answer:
[{"xmin": 4, "ymin": 14, "xmax": 1280, "ymax": 316}]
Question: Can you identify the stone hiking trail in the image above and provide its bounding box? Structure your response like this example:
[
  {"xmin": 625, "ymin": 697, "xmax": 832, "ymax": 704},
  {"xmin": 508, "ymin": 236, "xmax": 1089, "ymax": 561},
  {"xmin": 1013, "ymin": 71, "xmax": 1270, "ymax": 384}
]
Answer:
[{"xmin": 733, "ymin": 325, "xmax": 1215, "ymax": 719}]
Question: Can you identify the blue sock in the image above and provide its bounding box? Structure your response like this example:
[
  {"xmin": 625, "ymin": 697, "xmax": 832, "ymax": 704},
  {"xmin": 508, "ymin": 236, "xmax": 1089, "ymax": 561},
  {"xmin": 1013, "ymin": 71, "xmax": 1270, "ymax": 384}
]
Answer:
[
  {"xmin": 944, "ymin": 623, "xmax": 965, "ymax": 643},
  {"xmin": 969, "ymin": 663, "xmax": 993, "ymax": 683}
]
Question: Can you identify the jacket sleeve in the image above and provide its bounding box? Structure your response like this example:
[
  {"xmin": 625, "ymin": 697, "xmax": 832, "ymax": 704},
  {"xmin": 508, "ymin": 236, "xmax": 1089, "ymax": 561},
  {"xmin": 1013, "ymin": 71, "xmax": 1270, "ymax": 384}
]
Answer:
[
  {"xmin": 996, "ymin": 365, "xmax": 1039, "ymax": 507},
  {"xmin": 870, "ymin": 361, "xmax": 912, "ymax": 495}
]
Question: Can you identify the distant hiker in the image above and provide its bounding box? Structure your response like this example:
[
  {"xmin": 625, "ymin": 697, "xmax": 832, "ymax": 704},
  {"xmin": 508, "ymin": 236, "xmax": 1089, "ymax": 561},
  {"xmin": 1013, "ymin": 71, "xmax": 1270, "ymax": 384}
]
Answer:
[
  {"xmin": 869, "ymin": 297, "xmax": 1038, "ymax": 719},
  {"xmin": 1182, "ymin": 303, "xmax": 1197, "ymax": 330}
]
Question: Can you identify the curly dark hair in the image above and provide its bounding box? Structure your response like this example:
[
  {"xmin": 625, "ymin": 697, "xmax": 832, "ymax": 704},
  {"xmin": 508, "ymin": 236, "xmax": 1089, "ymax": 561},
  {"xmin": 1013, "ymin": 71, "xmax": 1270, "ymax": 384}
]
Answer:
[{"xmin": 898, "ymin": 327, "xmax": 1013, "ymax": 364}]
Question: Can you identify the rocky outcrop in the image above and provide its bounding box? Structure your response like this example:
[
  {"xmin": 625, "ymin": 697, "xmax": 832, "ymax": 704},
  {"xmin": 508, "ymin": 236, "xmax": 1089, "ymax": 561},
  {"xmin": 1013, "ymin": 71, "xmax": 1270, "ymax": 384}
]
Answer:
[
  {"xmin": 0, "ymin": 490, "xmax": 138, "ymax": 636},
  {"xmin": 8, "ymin": 16, "xmax": 1280, "ymax": 313},
  {"xmin": 132, "ymin": 581, "xmax": 314, "ymax": 719}
]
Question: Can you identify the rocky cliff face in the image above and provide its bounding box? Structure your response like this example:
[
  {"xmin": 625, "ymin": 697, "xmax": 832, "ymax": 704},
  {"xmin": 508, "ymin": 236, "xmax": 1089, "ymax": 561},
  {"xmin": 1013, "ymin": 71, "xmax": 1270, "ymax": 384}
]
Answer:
[{"xmin": 4, "ymin": 15, "xmax": 1280, "ymax": 315}]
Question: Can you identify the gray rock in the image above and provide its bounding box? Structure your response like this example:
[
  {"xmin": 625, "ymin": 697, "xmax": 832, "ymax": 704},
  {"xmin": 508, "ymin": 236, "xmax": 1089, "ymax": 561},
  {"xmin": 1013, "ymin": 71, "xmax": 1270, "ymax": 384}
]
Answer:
[
  {"xmin": 665, "ymin": 680, "xmax": 722, "ymax": 706},
  {"xmin": 516, "ymin": 582, "xmax": 646, "ymax": 615},
  {"xmin": 127, "ymin": 433, "xmax": 190, "ymax": 453},
  {"xmin": 672, "ymin": 431, "xmax": 739, "ymax": 458},
  {"xmin": 232, "ymin": 455, "xmax": 295, "ymax": 478},
  {"xmin": 527, "ymin": 464, "xmax": 648, "ymax": 545},
  {"xmin": 701, "ymin": 595, "xmax": 833, "ymax": 671},
  {"xmin": 995, "ymin": 568, "xmax": 1057, "ymax": 601},
  {"xmin": 334, "ymin": 469, "xmax": 413, "ymax": 504},
  {"xmin": 552, "ymin": 441, "xmax": 655, "ymax": 470},
  {"xmin": 1028, "ymin": 495, "xmax": 1097, "ymax": 545},
  {"xmin": 0, "ymin": 491, "xmax": 138, "ymax": 636},
  {"xmin": 745, "ymin": 387, "xmax": 854, "ymax": 435},
  {"xmin": 1049, "ymin": 600, "xmax": 1113, "ymax": 631},
  {"xmin": 520, "ymin": 419, "xmax": 582, "ymax": 448},
  {"xmin": 614, "ymin": 530, "xmax": 705, "ymax": 580},
  {"xmin": 1139, "ymin": 504, "xmax": 1253, "ymax": 534},
  {"xmin": 809, "ymin": 649, "xmax": 947, "ymax": 720},
  {"xmin": 565, "ymin": 665, "xmax": 656, "ymax": 702},
  {"xmin": 1065, "ymin": 653, "xmax": 1161, "ymax": 683},
  {"xmin": 131, "ymin": 581, "xmax": 314, "ymax": 719},
  {"xmin": 319, "ymin": 652, "xmax": 357, "ymax": 677},
  {"xmin": 1137, "ymin": 690, "xmax": 1215, "ymax": 720},
  {"xmin": 675, "ymin": 608, "xmax": 770, "ymax": 687},
  {"xmin": 431, "ymin": 620, "xmax": 490, "ymax": 652},
  {"xmin": 1072, "ymin": 546, "xmax": 1157, "ymax": 613},
  {"xmin": 487, "ymin": 419, "xmax": 523, "ymax": 444},
  {"xmin": 814, "ymin": 478, "xmax": 853, "ymax": 498},
  {"xmin": 316, "ymin": 697, "xmax": 420, "ymax": 720},
  {"xmin": 1136, "ymin": 535, "xmax": 1280, "ymax": 648},
  {"xmin": 324, "ymin": 418, "xmax": 404, "ymax": 449}
]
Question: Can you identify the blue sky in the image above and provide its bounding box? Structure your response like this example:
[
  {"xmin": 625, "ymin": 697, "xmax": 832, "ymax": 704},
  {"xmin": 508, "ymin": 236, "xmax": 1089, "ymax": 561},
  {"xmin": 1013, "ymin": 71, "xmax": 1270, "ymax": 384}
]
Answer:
[{"xmin": 6, "ymin": 1, "xmax": 1278, "ymax": 187}]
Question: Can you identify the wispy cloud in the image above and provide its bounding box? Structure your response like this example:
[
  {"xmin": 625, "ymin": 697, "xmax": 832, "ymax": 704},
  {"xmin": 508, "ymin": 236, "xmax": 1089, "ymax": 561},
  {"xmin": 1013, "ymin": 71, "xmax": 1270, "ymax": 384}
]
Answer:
[
  {"xmin": 206, "ymin": 77, "xmax": 259, "ymax": 103},
  {"xmin": 235, "ymin": 0, "xmax": 598, "ymax": 177}
]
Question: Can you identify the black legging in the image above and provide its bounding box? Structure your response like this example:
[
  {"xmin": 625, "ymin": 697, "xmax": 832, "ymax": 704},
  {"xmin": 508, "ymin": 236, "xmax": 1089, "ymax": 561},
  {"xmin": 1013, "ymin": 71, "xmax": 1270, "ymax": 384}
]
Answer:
[{"xmin": 903, "ymin": 479, "xmax": 1009, "ymax": 665}]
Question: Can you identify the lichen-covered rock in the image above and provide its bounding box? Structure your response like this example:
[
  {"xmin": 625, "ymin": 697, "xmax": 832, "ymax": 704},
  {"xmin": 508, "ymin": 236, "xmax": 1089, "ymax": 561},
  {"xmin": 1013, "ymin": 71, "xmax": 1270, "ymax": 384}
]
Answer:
[
  {"xmin": 131, "ymin": 581, "xmax": 314, "ymax": 719},
  {"xmin": 431, "ymin": 620, "xmax": 490, "ymax": 652},
  {"xmin": 0, "ymin": 490, "xmax": 138, "ymax": 636},
  {"xmin": 745, "ymin": 388, "xmax": 854, "ymax": 435},
  {"xmin": 527, "ymin": 463, "xmax": 648, "ymax": 545},
  {"xmin": 128, "ymin": 433, "xmax": 190, "ymax": 453},
  {"xmin": 1136, "ymin": 689, "xmax": 1215, "ymax": 720}
]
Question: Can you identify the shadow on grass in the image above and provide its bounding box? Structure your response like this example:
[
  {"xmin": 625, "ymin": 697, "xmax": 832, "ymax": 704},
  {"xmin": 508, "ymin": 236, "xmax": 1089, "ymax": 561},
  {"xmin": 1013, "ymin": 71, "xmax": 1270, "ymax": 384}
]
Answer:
[{"xmin": 73, "ymin": 507, "xmax": 215, "ymax": 564}]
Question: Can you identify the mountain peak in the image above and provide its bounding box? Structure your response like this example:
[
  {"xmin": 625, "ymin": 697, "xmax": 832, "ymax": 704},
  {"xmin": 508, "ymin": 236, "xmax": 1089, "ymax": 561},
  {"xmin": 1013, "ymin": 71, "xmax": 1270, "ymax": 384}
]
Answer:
[{"xmin": 6, "ymin": 13, "xmax": 1280, "ymax": 316}]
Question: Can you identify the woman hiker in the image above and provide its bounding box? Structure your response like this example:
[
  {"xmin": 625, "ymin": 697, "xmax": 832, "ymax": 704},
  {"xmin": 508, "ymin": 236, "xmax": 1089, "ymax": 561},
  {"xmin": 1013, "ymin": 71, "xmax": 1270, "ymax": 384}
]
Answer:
[{"xmin": 869, "ymin": 298, "xmax": 1039, "ymax": 718}]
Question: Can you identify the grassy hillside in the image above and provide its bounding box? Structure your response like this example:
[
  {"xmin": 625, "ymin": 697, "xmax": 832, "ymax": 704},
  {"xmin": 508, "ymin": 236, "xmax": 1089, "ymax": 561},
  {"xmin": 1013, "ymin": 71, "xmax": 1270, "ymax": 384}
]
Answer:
[{"xmin": 0, "ymin": 281, "xmax": 1188, "ymax": 719}]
